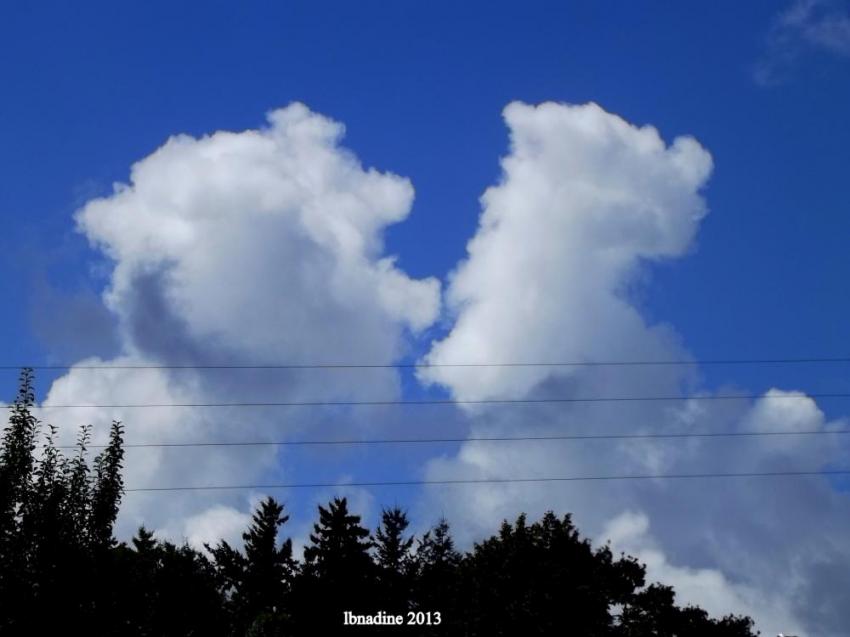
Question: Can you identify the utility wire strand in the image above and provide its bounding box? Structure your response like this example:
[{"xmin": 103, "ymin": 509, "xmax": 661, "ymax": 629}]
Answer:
[
  {"xmin": 5, "ymin": 357, "xmax": 850, "ymax": 370},
  {"xmin": 31, "ymin": 392, "xmax": 850, "ymax": 409},
  {"xmin": 123, "ymin": 469, "xmax": 850, "ymax": 492},
  {"xmin": 57, "ymin": 428, "xmax": 850, "ymax": 450}
]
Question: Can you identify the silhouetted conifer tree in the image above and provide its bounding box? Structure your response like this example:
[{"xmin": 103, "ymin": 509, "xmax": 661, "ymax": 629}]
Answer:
[
  {"xmin": 209, "ymin": 496, "xmax": 295, "ymax": 635},
  {"xmin": 410, "ymin": 518, "xmax": 462, "ymax": 634},
  {"xmin": 295, "ymin": 497, "xmax": 375, "ymax": 632},
  {"xmin": 373, "ymin": 507, "xmax": 415, "ymax": 614}
]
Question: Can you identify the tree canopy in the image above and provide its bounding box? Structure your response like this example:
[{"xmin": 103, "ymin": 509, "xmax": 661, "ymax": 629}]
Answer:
[{"xmin": 0, "ymin": 369, "xmax": 759, "ymax": 636}]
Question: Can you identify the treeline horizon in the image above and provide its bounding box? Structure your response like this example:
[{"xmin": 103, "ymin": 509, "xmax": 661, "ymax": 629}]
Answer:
[{"xmin": 0, "ymin": 369, "xmax": 759, "ymax": 636}]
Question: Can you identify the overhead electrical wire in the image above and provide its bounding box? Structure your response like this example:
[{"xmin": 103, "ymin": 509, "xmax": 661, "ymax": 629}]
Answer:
[
  {"xmin": 3, "ymin": 356, "xmax": 850, "ymax": 370},
  {"xmin": 12, "ymin": 361, "xmax": 849, "ymax": 495},
  {"xmin": 31, "ymin": 392, "xmax": 850, "ymax": 409},
  {"xmin": 122, "ymin": 469, "xmax": 850, "ymax": 492},
  {"xmin": 59, "ymin": 427, "xmax": 850, "ymax": 450}
]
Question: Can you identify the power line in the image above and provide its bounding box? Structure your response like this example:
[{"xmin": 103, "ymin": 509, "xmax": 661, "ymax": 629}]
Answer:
[
  {"xmin": 62, "ymin": 427, "xmax": 850, "ymax": 450},
  {"xmin": 32, "ymin": 392, "xmax": 850, "ymax": 409},
  {"xmin": 122, "ymin": 469, "xmax": 850, "ymax": 492},
  {"xmin": 5, "ymin": 356, "xmax": 850, "ymax": 370}
]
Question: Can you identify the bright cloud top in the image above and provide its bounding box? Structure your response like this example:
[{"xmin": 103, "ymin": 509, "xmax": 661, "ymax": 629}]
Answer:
[
  {"xmin": 77, "ymin": 102, "xmax": 440, "ymax": 367},
  {"xmin": 419, "ymin": 101, "xmax": 712, "ymax": 401}
]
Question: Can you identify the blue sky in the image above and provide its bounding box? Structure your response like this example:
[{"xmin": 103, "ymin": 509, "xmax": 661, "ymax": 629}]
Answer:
[
  {"xmin": 3, "ymin": 1, "xmax": 849, "ymax": 389},
  {"xmin": 2, "ymin": 2, "xmax": 850, "ymax": 632}
]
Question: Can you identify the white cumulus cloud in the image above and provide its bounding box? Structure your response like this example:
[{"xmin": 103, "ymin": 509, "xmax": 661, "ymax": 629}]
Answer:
[
  {"xmin": 419, "ymin": 101, "xmax": 711, "ymax": 402},
  {"xmin": 37, "ymin": 103, "xmax": 442, "ymax": 541},
  {"xmin": 77, "ymin": 102, "xmax": 440, "ymax": 368},
  {"xmin": 599, "ymin": 511, "xmax": 806, "ymax": 636}
]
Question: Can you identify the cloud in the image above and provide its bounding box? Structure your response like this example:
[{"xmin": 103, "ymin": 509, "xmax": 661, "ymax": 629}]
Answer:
[
  {"xmin": 415, "ymin": 99, "xmax": 717, "ymax": 540},
  {"xmin": 418, "ymin": 101, "xmax": 711, "ymax": 402},
  {"xmin": 415, "ymin": 101, "xmax": 850, "ymax": 635},
  {"xmin": 77, "ymin": 102, "xmax": 440, "ymax": 367},
  {"xmin": 599, "ymin": 511, "xmax": 806, "ymax": 636},
  {"xmin": 755, "ymin": 0, "xmax": 850, "ymax": 86},
  {"xmin": 35, "ymin": 102, "xmax": 441, "ymax": 542},
  {"xmin": 168, "ymin": 504, "xmax": 253, "ymax": 550}
]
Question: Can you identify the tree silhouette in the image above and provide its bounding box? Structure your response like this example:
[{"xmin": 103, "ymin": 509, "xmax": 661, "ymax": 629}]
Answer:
[
  {"xmin": 464, "ymin": 512, "xmax": 646, "ymax": 636},
  {"xmin": 90, "ymin": 421, "xmax": 125, "ymax": 551},
  {"xmin": 208, "ymin": 496, "xmax": 296, "ymax": 635},
  {"xmin": 114, "ymin": 529, "xmax": 227, "ymax": 637},
  {"xmin": 412, "ymin": 518, "xmax": 462, "ymax": 634},
  {"xmin": 22, "ymin": 423, "xmax": 83, "ymax": 627},
  {"xmin": 0, "ymin": 369, "xmax": 128, "ymax": 633},
  {"xmin": 373, "ymin": 506, "xmax": 415, "ymax": 614},
  {"xmin": 66, "ymin": 425, "xmax": 93, "ymax": 541},
  {"xmin": 296, "ymin": 496, "xmax": 375, "ymax": 631},
  {"xmin": 0, "ymin": 369, "xmax": 39, "ymax": 632},
  {"xmin": 617, "ymin": 582, "xmax": 758, "ymax": 637},
  {"xmin": 0, "ymin": 369, "xmax": 761, "ymax": 636}
]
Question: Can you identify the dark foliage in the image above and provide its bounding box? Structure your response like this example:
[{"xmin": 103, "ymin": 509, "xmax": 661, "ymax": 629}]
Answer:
[
  {"xmin": 373, "ymin": 507, "xmax": 415, "ymax": 615},
  {"xmin": 208, "ymin": 496, "xmax": 296, "ymax": 635},
  {"xmin": 0, "ymin": 370, "xmax": 760, "ymax": 636},
  {"xmin": 293, "ymin": 496, "xmax": 376, "ymax": 632},
  {"xmin": 0, "ymin": 370, "xmax": 127, "ymax": 633}
]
